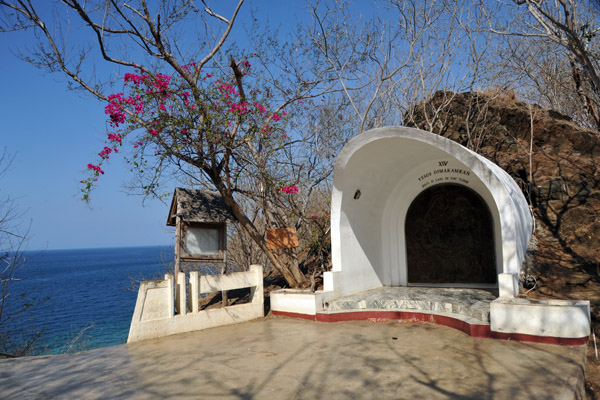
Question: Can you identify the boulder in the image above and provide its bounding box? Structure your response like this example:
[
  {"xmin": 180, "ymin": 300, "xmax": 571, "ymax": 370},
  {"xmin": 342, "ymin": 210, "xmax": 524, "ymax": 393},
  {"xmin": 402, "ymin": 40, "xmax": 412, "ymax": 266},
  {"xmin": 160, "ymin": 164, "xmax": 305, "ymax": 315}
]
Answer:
[{"xmin": 404, "ymin": 91, "xmax": 600, "ymax": 310}]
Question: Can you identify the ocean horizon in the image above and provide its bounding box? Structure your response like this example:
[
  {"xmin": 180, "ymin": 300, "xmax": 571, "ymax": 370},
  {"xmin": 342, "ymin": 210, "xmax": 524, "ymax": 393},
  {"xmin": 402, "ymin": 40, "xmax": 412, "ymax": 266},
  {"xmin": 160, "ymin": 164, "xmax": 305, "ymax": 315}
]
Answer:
[
  {"xmin": 27, "ymin": 243, "xmax": 173, "ymax": 253},
  {"xmin": 4, "ymin": 245, "xmax": 175, "ymax": 355}
]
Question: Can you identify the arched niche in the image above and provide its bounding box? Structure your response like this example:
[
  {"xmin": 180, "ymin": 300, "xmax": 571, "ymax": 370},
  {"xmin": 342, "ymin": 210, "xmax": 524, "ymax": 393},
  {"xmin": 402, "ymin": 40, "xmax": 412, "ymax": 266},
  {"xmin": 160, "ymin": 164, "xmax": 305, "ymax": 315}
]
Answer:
[
  {"xmin": 405, "ymin": 183, "xmax": 496, "ymax": 285},
  {"xmin": 326, "ymin": 127, "xmax": 532, "ymax": 297}
]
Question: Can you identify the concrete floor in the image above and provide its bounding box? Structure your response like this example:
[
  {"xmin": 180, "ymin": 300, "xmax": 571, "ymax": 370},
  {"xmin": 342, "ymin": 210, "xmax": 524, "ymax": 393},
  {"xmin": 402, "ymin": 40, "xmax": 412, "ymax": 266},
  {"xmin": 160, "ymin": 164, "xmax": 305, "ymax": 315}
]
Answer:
[{"xmin": 0, "ymin": 317, "xmax": 587, "ymax": 399}]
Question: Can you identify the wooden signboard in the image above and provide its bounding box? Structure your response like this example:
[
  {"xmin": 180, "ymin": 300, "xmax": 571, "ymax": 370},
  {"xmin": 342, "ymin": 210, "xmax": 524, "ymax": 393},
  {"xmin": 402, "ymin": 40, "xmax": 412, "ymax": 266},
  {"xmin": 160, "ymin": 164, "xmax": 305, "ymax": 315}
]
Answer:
[
  {"xmin": 178, "ymin": 221, "xmax": 227, "ymax": 262},
  {"xmin": 267, "ymin": 227, "xmax": 299, "ymax": 250}
]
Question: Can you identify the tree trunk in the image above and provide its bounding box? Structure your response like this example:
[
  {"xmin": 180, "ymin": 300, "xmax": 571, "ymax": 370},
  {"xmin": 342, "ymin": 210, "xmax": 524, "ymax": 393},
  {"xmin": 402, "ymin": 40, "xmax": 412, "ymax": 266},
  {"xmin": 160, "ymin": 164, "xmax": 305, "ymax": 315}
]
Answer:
[
  {"xmin": 217, "ymin": 185, "xmax": 306, "ymax": 288},
  {"xmin": 570, "ymin": 59, "xmax": 600, "ymax": 130}
]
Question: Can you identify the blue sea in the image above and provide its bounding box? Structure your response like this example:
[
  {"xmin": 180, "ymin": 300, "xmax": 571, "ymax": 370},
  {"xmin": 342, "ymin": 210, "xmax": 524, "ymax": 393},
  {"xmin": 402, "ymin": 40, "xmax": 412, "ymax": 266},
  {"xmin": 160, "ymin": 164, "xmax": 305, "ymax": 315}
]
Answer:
[{"xmin": 4, "ymin": 245, "xmax": 174, "ymax": 355}]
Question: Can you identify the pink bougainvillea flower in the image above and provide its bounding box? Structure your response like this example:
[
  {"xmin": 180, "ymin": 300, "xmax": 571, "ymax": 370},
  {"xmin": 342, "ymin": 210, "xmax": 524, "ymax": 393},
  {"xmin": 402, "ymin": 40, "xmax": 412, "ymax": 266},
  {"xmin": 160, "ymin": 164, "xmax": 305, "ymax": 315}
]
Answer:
[
  {"xmin": 278, "ymin": 185, "xmax": 299, "ymax": 194},
  {"xmin": 88, "ymin": 55, "xmax": 293, "ymax": 199},
  {"xmin": 107, "ymin": 133, "xmax": 123, "ymax": 143},
  {"xmin": 86, "ymin": 163, "xmax": 104, "ymax": 175}
]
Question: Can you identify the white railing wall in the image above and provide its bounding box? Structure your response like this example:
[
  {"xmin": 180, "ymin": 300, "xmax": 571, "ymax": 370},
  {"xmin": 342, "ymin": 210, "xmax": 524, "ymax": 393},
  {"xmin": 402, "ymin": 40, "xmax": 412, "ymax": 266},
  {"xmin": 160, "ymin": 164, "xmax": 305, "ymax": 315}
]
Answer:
[{"xmin": 128, "ymin": 265, "xmax": 264, "ymax": 343}]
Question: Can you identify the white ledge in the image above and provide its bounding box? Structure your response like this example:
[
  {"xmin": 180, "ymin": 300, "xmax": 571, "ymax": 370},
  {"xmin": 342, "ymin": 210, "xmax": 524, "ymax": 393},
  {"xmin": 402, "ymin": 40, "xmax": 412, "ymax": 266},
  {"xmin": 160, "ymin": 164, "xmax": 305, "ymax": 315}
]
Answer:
[{"xmin": 490, "ymin": 297, "xmax": 590, "ymax": 339}]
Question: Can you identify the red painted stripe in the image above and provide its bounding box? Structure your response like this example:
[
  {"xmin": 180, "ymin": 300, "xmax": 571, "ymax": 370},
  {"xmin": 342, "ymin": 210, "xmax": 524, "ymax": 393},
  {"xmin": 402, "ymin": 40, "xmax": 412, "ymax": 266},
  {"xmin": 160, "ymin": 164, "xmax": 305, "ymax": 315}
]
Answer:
[{"xmin": 272, "ymin": 309, "xmax": 588, "ymax": 346}]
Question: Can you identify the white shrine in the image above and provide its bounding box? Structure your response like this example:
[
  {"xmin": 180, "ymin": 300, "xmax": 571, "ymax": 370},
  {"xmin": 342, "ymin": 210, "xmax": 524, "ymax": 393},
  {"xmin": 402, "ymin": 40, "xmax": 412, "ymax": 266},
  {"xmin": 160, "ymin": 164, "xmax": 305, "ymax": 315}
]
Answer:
[{"xmin": 271, "ymin": 127, "xmax": 590, "ymax": 345}]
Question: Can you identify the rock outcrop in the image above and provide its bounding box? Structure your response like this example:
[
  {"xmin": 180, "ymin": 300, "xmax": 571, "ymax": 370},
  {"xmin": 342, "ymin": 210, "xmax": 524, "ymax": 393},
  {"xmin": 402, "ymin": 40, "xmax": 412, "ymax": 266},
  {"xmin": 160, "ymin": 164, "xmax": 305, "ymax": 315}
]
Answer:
[{"xmin": 404, "ymin": 91, "xmax": 600, "ymax": 314}]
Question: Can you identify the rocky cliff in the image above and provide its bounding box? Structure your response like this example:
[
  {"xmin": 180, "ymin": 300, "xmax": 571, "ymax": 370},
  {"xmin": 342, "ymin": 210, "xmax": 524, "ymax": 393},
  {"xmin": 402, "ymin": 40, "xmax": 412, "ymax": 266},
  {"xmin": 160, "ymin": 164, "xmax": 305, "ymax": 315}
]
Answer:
[{"xmin": 404, "ymin": 91, "xmax": 600, "ymax": 316}]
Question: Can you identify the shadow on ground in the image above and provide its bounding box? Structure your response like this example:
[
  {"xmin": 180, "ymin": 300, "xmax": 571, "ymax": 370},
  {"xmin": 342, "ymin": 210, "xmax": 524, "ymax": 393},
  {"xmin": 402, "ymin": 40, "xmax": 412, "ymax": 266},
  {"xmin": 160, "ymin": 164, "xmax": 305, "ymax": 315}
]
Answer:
[{"xmin": 0, "ymin": 318, "xmax": 586, "ymax": 399}]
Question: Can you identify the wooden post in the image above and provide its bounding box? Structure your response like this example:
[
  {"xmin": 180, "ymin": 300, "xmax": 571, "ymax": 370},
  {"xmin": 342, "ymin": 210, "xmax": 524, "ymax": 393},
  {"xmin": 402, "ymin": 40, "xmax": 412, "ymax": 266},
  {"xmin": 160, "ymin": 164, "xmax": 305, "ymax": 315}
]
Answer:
[
  {"xmin": 177, "ymin": 271, "xmax": 186, "ymax": 316},
  {"xmin": 174, "ymin": 216, "xmax": 182, "ymax": 313},
  {"xmin": 174, "ymin": 216, "xmax": 182, "ymax": 277},
  {"xmin": 221, "ymin": 223, "xmax": 228, "ymax": 307}
]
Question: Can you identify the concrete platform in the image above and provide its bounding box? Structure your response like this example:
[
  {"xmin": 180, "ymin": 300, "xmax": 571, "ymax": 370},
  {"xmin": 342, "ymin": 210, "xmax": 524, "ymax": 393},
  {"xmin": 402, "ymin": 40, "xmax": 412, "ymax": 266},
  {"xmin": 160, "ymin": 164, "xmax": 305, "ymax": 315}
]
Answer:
[
  {"xmin": 0, "ymin": 318, "xmax": 586, "ymax": 399},
  {"xmin": 325, "ymin": 287, "xmax": 497, "ymax": 322}
]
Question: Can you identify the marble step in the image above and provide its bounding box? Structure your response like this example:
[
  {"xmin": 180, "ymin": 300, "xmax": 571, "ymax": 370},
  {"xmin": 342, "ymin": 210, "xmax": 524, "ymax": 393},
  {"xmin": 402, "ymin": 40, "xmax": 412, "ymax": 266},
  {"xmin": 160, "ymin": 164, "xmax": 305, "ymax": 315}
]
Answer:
[{"xmin": 325, "ymin": 287, "xmax": 496, "ymax": 323}]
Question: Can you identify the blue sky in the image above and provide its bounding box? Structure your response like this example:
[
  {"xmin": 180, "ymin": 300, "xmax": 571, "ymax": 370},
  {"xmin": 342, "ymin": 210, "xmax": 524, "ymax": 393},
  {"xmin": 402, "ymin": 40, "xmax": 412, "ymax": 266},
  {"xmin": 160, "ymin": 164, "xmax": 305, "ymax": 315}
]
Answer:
[
  {"xmin": 0, "ymin": 1, "xmax": 320, "ymax": 251},
  {"xmin": 0, "ymin": 53, "xmax": 173, "ymax": 250}
]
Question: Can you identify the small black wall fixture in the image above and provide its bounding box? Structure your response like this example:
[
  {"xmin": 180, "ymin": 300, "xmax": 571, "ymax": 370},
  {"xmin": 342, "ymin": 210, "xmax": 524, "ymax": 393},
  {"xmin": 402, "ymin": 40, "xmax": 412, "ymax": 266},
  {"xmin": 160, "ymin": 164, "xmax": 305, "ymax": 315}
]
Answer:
[{"xmin": 354, "ymin": 189, "xmax": 361, "ymax": 200}]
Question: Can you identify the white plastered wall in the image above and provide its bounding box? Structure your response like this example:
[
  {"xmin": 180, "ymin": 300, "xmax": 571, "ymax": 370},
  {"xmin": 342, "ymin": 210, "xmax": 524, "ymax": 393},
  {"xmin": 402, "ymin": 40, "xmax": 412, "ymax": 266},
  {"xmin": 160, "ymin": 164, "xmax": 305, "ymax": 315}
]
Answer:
[{"xmin": 327, "ymin": 127, "xmax": 533, "ymax": 297}]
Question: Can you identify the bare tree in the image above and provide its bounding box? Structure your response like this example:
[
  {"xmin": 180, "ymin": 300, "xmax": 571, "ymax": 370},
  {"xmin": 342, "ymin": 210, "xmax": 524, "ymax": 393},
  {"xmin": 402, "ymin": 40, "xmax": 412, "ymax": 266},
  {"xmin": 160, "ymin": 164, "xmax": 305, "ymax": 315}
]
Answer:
[
  {"xmin": 0, "ymin": 0, "xmax": 344, "ymax": 289},
  {"xmin": 263, "ymin": 0, "xmax": 501, "ymax": 152},
  {"xmin": 0, "ymin": 149, "xmax": 41, "ymax": 358},
  {"xmin": 481, "ymin": 0, "xmax": 600, "ymax": 130},
  {"xmin": 7, "ymin": 0, "xmax": 593, "ymax": 290},
  {"xmin": 0, "ymin": 1, "xmax": 308, "ymax": 287}
]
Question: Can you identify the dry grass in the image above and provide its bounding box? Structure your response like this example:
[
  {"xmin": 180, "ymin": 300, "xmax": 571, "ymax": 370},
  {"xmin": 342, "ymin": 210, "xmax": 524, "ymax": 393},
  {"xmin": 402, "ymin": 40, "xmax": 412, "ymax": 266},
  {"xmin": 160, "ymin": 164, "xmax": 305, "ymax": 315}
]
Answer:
[
  {"xmin": 481, "ymin": 85, "xmax": 518, "ymax": 101},
  {"xmin": 586, "ymin": 338, "xmax": 600, "ymax": 398}
]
